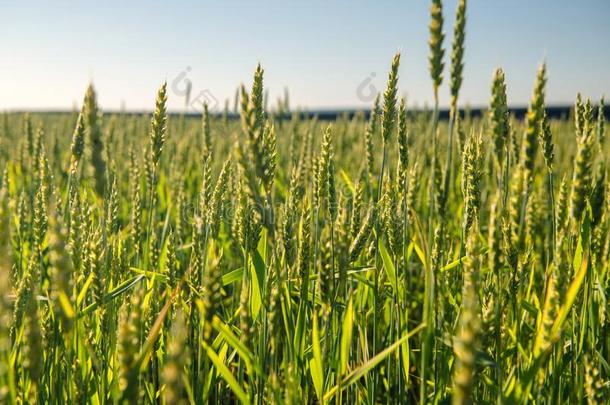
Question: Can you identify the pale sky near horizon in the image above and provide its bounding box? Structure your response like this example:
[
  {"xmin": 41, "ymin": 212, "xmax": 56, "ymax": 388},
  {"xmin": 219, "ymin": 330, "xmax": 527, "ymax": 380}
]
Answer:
[{"xmin": 1, "ymin": 0, "xmax": 609, "ymax": 113}]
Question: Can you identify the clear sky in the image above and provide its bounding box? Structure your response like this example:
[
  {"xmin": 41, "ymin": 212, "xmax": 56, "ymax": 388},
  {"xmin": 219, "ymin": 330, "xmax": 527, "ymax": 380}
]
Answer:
[{"xmin": 1, "ymin": 0, "xmax": 609, "ymax": 112}]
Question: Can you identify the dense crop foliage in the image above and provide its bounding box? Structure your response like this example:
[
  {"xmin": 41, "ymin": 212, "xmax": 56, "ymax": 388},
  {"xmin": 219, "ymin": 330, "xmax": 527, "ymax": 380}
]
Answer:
[{"xmin": 0, "ymin": 1, "xmax": 609, "ymax": 403}]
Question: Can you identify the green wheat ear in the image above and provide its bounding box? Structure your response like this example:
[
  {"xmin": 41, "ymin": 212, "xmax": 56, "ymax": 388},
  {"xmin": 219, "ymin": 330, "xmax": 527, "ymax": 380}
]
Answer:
[
  {"xmin": 348, "ymin": 203, "xmax": 377, "ymax": 263},
  {"xmin": 350, "ymin": 182, "xmax": 364, "ymax": 238},
  {"xmin": 521, "ymin": 63, "xmax": 547, "ymax": 178},
  {"xmin": 570, "ymin": 107, "xmax": 594, "ymax": 226},
  {"xmin": 589, "ymin": 163, "xmax": 606, "ymax": 227},
  {"xmin": 539, "ymin": 110, "xmax": 554, "ymax": 171},
  {"xmin": 0, "ymin": 250, "xmax": 10, "ymax": 374},
  {"xmin": 261, "ymin": 123, "xmax": 277, "ymax": 194},
  {"xmin": 381, "ymin": 52, "xmax": 400, "ymax": 144},
  {"xmin": 428, "ymin": 0, "xmax": 445, "ymax": 99},
  {"xmin": 202, "ymin": 102, "xmax": 212, "ymax": 158},
  {"xmin": 22, "ymin": 113, "xmax": 34, "ymax": 158},
  {"xmin": 48, "ymin": 212, "xmax": 74, "ymax": 331},
  {"xmin": 461, "ymin": 131, "xmax": 482, "ymax": 234},
  {"xmin": 32, "ymin": 171, "xmax": 48, "ymax": 259},
  {"xmin": 297, "ymin": 206, "xmax": 312, "ymax": 295},
  {"xmin": 207, "ymin": 158, "xmax": 232, "ymax": 237},
  {"xmin": 328, "ymin": 158, "xmax": 337, "ymax": 222},
  {"xmin": 385, "ymin": 179, "xmax": 403, "ymax": 256},
  {"xmin": 69, "ymin": 113, "xmax": 85, "ymax": 170},
  {"xmin": 316, "ymin": 126, "xmax": 333, "ymax": 207},
  {"xmin": 490, "ymin": 68, "xmax": 509, "ymax": 166},
  {"xmin": 118, "ymin": 285, "xmax": 144, "ymax": 402},
  {"xmin": 452, "ymin": 220, "xmax": 481, "ymax": 405},
  {"xmin": 150, "ymin": 82, "xmax": 168, "ymax": 167},
  {"xmin": 582, "ymin": 98, "xmax": 595, "ymax": 137},
  {"xmin": 280, "ymin": 180, "xmax": 298, "ymax": 268},
  {"xmin": 575, "ymin": 93, "xmax": 584, "ymax": 137},
  {"xmin": 22, "ymin": 283, "xmax": 43, "ymax": 397},
  {"xmin": 163, "ymin": 310, "xmax": 189, "ymax": 405},
  {"xmin": 12, "ymin": 255, "xmax": 37, "ymax": 344},
  {"xmin": 597, "ymin": 97, "xmax": 605, "ymax": 147},
  {"xmin": 555, "ymin": 175, "xmax": 569, "ymax": 242},
  {"xmin": 201, "ymin": 256, "xmax": 223, "ymax": 343},
  {"xmin": 83, "ymin": 83, "xmax": 107, "ymax": 196},
  {"xmin": 584, "ymin": 355, "xmax": 606, "ymax": 404},
  {"xmin": 397, "ymin": 97, "xmax": 408, "ymax": 179},
  {"xmin": 365, "ymin": 94, "xmax": 380, "ymax": 177},
  {"xmin": 450, "ymin": 0, "xmax": 467, "ymax": 110},
  {"xmin": 165, "ymin": 230, "xmax": 179, "ymax": 289},
  {"xmin": 488, "ymin": 191, "xmax": 501, "ymax": 274},
  {"xmin": 251, "ymin": 63, "xmax": 265, "ymax": 132},
  {"xmin": 429, "ymin": 224, "xmax": 442, "ymax": 272}
]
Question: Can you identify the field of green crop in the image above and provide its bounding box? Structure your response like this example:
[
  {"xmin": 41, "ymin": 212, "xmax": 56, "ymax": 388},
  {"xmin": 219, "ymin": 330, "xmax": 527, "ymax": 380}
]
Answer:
[{"xmin": 0, "ymin": 1, "xmax": 608, "ymax": 404}]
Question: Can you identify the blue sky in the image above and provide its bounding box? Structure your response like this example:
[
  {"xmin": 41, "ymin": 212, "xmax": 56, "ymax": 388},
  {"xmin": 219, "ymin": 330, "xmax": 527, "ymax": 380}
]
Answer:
[{"xmin": 1, "ymin": 0, "xmax": 609, "ymax": 112}]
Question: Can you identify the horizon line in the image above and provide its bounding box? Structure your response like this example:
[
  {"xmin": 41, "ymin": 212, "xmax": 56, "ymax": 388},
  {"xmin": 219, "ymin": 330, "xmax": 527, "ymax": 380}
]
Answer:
[{"xmin": 3, "ymin": 105, "xmax": 600, "ymax": 121}]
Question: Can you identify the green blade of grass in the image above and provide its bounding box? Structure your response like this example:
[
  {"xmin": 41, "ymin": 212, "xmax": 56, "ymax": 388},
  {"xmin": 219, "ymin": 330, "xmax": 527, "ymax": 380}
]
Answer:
[
  {"xmin": 378, "ymin": 239, "xmax": 399, "ymax": 295},
  {"xmin": 222, "ymin": 267, "xmax": 244, "ymax": 286},
  {"xmin": 212, "ymin": 316, "xmax": 260, "ymax": 377},
  {"xmin": 310, "ymin": 312, "xmax": 324, "ymax": 402},
  {"xmin": 202, "ymin": 340, "xmax": 250, "ymax": 404},
  {"xmin": 323, "ymin": 322, "xmax": 426, "ymax": 401},
  {"xmin": 250, "ymin": 250, "xmax": 265, "ymax": 320},
  {"xmin": 339, "ymin": 297, "xmax": 354, "ymax": 377},
  {"xmin": 78, "ymin": 274, "xmax": 145, "ymax": 317}
]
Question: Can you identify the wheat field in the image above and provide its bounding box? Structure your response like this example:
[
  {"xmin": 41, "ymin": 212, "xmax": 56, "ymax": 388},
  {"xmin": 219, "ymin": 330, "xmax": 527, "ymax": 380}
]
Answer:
[{"xmin": 0, "ymin": 1, "xmax": 609, "ymax": 404}]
